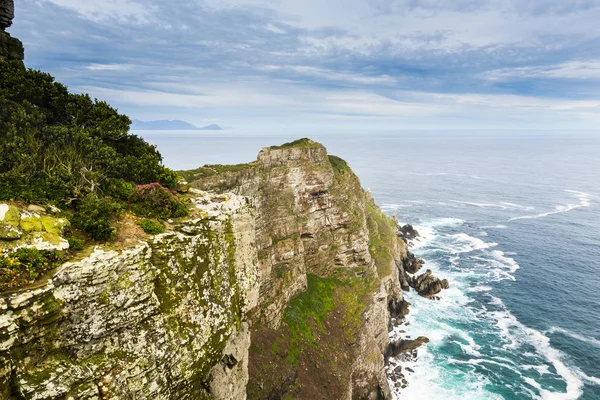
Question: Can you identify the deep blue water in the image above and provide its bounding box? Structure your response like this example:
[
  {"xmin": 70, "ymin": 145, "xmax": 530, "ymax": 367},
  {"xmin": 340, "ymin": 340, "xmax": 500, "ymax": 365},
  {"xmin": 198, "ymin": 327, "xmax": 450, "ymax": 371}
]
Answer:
[{"xmin": 138, "ymin": 130, "xmax": 600, "ymax": 400}]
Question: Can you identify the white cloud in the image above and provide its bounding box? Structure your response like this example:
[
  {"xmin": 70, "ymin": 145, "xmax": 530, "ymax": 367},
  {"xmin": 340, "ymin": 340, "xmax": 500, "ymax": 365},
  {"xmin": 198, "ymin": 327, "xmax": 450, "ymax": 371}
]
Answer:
[
  {"xmin": 44, "ymin": 0, "xmax": 154, "ymax": 23},
  {"xmin": 484, "ymin": 61, "xmax": 600, "ymax": 81}
]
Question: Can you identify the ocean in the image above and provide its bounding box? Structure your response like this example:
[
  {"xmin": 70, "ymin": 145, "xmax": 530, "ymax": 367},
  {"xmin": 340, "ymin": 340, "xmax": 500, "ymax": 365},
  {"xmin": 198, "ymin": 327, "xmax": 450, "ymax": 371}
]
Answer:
[{"xmin": 137, "ymin": 130, "xmax": 600, "ymax": 400}]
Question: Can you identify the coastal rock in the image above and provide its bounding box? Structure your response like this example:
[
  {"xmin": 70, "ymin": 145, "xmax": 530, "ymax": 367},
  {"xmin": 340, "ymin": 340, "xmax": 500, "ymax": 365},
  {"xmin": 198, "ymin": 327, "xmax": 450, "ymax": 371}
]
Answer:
[
  {"xmin": 409, "ymin": 269, "xmax": 450, "ymax": 298},
  {"xmin": 397, "ymin": 224, "xmax": 420, "ymax": 243},
  {"xmin": 403, "ymin": 252, "xmax": 425, "ymax": 274},
  {"xmin": 385, "ymin": 336, "xmax": 430, "ymax": 361},
  {"xmin": 0, "ymin": 0, "xmax": 14, "ymax": 29}
]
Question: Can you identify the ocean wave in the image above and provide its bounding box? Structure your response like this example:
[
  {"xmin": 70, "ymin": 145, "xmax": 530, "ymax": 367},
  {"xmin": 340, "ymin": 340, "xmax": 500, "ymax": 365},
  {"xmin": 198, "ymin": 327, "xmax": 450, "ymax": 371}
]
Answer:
[
  {"xmin": 389, "ymin": 218, "xmax": 584, "ymax": 400},
  {"xmin": 446, "ymin": 233, "xmax": 498, "ymax": 254},
  {"xmin": 381, "ymin": 203, "xmax": 413, "ymax": 211},
  {"xmin": 484, "ymin": 298, "xmax": 584, "ymax": 399},
  {"xmin": 450, "ymin": 200, "xmax": 534, "ymax": 210},
  {"xmin": 480, "ymin": 225, "xmax": 508, "ymax": 229},
  {"xmin": 509, "ymin": 190, "xmax": 592, "ymax": 221},
  {"xmin": 546, "ymin": 326, "xmax": 600, "ymax": 349}
]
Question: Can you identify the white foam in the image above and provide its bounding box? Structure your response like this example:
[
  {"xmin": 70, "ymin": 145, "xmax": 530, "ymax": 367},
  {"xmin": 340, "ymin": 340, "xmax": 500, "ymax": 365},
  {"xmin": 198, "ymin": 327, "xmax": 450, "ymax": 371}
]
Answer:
[
  {"xmin": 447, "ymin": 233, "xmax": 498, "ymax": 254},
  {"xmin": 483, "ymin": 301, "xmax": 584, "ymax": 399},
  {"xmin": 480, "ymin": 225, "xmax": 508, "ymax": 229},
  {"xmin": 381, "ymin": 203, "xmax": 413, "ymax": 211},
  {"xmin": 546, "ymin": 326, "xmax": 600, "ymax": 349},
  {"xmin": 509, "ymin": 190, "xmax": 592, "ymax": 221}
]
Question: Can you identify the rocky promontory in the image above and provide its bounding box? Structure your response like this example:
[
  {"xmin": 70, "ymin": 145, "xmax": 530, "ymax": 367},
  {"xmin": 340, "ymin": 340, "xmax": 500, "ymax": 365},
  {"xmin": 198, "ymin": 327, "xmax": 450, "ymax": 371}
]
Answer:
[{"xmin": 0, "ymin": 0, "xmax": 23, "ymax": 61}]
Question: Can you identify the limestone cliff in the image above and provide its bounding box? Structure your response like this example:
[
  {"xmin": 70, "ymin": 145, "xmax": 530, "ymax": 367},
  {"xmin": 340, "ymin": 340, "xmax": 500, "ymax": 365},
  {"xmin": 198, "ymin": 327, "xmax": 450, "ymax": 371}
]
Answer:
[
  {"xmin": 186, "ymin": 139, "xmax": 410, "ymax": 399},
  {"xmin": 0, "ymin": 192, "xmax": 260, "ymax": 399},
  {"xmin": 0, "ymin": 0, "xmax": 23, "ymax": 61}
]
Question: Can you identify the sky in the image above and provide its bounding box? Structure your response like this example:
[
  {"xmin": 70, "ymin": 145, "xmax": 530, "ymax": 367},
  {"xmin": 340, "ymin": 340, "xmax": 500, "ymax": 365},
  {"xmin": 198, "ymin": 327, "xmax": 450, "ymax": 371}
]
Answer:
[{"xmin": 9, "ymin": 0, "xmax": 600, "ymax": 131}]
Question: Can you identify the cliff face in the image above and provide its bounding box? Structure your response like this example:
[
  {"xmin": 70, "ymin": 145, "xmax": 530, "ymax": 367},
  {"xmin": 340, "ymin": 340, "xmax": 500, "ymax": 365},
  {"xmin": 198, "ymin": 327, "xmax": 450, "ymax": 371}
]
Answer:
[
  {"xmin": 0, "ymin": 0, "xmax": 23, "ymax": 61},
  {"xmin": 187, "ymin": 139, "xmax": 409, "ymax": 399},
  {"xmin": 0, "ymin": 192, "xmax": 260, "ymax": 399},
  {"xmin": 1, "ymin": 139, "xmax": 413, "ymax": 399}
]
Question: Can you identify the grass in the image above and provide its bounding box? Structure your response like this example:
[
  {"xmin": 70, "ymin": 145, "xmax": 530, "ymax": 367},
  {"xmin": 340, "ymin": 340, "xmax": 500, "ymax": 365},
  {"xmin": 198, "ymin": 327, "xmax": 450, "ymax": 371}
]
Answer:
[
  {"xmin": 178, "ymin": 162, "xmax": 255, "ymax": 182},
  {"xmin": 328, "ymin": 155, "xmax": 350, "ymax": 173},
  {"xmin": 268, "ymin": 138, "xmax": 320, "ymax": 150},
  {"xmin": 366, "ymin": 203, "xmax": 396, "ymax": 278}
]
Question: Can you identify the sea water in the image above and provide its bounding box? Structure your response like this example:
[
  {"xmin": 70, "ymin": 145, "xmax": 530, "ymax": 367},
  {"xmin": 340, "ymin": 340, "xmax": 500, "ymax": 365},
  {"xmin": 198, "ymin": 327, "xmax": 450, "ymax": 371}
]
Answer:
[{"xmin": 137, "ymin": 130, "xmax": 600, "ymax": 400}]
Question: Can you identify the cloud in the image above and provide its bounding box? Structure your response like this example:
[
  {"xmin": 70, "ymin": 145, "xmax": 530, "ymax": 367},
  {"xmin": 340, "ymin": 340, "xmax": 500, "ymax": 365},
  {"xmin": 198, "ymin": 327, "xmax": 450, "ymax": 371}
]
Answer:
[
  {"xmin": 10, "ymin": 0, "xmax": 600, "ymax": 130},
  {"xmin": 43, "ymin": 0, "xmax": 154, "ymax": 23}
]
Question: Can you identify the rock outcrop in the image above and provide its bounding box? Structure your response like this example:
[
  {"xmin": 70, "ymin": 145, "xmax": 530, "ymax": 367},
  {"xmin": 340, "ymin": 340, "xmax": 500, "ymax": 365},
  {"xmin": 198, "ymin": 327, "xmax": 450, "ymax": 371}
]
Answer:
[
  {"xmin": 0, "ymin": 0, "xmax": 23, "ymax": 61},
  {"xmin": 0, "ymin": 191, "xmax": 260, "ymax": 399},
  {"xmin": 396, "ymin": 223, "xmax": 419, "ymax": 243},
  {"xmin": 409, "ymin": 269, "xmax": 450, "ymax": 298},
  {"xmin": 187, "ymin": 139, "xmax": 409, "ymax": 399}
]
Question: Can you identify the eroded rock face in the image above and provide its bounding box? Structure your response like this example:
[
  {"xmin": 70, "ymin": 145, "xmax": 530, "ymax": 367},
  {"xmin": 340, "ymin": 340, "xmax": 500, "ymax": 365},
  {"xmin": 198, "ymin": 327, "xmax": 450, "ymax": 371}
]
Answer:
[
  {"xmin": 0, "ymin": 0, "xmax": 24, "ymax": 61},
  {"xmin": 190, "ymin": 140, "xmax": 408, "ymax": 399},
  {"xmin": 0, "ymin": 192, "xmax": 260, "ymax": 399},
  {"xmin": 385, "ymin": 336, "xmax": 430, "ymax": 362},
  {"xmin": 0, "ymin": 0, "xmax": 14, "ymax": 29}
]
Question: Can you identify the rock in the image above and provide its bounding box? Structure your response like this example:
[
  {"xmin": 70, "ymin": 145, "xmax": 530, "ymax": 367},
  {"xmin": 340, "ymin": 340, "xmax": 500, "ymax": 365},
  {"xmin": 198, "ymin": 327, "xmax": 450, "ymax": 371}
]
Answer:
[
  {"xmin": 0, "ymin": 223, "xmax": 22, "ymax": 240},
  {"xmin": 0, "ymin": 0, "xmax": 14, "ymax": 30},
  {"xmin": 175, "ymin": 179, "xmax": 190, "ymax": 193},
  {"xmin": 27, "ymin": 205, "xmax": 46, "ymax": 213},
  {"xmin": 397, "ymin": 224, "xmax": 419, "ymax": 243},
  {"xmin": 408, "ymin": 269, "xmax": 450, "ymax": 298},
  {"xmin": 385, "ymin": 336, "xmax": 429, "ymax": 361},
  {"xmin": 0, "ymin": 0, "xmax": 24, "ymax": 61},
  {"xmin": 403, "ymin": 252, "xmax": 425, "ymax": 274}
]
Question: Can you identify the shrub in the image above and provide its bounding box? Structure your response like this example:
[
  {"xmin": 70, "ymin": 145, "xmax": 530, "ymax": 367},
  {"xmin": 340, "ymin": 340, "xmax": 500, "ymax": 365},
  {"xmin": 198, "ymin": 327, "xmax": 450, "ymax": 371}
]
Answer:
[
  {"xmin": 67, "ymin": 236, "xmax": 85, "ymax": 251},
  {"xmin": 72, "ymin": 195, "xmax": 118, "ymax": 241},
  {"xmin": 0, "ymin": 248, "xmax": 66, "ymax": 289},
  {"xmin": 130, "ymin": 183, "xmax": 188, "ymax": 220},
  {"xmin": 0, "ymin": 62, "xmax": 181, "ymax": 242},
  {"xmin": 137, "ymin": 219, "xmax": 165, "ymax": 235}
]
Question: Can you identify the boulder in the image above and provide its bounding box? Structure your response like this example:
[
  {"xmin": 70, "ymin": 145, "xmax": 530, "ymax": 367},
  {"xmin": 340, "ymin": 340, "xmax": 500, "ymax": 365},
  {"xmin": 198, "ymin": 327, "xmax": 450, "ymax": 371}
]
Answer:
[
  {"xmin": 409, "ymin": 269, "xmax": 450, "ymax": 298},
  {"xmin": 397, "ymin": 224, "xmax": 419, "ymax": 243},
  {"xmin": 385, "ymin": 336, "xmax": 429, "ymax": 361},
  {"xmin": 0, "ymin": 0, "xmax": 14, "ymax": 30},
  {"xmin": 403, "ymin": 252, "xmax": 425, "ymax": 274}
]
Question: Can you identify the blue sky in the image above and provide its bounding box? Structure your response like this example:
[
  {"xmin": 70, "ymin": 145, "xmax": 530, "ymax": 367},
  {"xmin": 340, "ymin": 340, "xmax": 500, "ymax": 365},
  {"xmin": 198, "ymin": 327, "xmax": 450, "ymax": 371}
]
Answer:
[{"xmin": 9, "ymin": 0, "xmax": 600, "ymax": 131}]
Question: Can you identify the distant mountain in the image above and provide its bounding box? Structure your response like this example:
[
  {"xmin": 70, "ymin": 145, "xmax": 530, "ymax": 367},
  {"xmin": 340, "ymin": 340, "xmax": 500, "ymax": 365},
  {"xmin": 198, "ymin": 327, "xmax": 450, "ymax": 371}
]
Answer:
[{"xmin": 131, "ymin": 119, "xmax": 224, "ymax": 131}]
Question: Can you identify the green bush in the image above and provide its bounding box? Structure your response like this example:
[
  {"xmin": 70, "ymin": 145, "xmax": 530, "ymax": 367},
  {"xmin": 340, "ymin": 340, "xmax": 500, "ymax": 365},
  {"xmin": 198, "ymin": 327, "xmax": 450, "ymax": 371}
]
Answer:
[
  {"xmin": 72, "ymin": 195, "xmax": 118, "ymax": 241},
  {"xmin": 0, "ymin": 61, "xmax": 180, "ymax": 241},
  {"xmin": 0, "ymin": 248, "xmax": 65, "ymax": 289},
  {"xmin": 67, "ymin": 236, "xmax": 85, "ymax": 251},
  {"xmin": 130, "ymin": 183, "xmax": 188, "ymax": 220},
  {"xmin": 137, "ymin": 219, "xmax": 165, "ymax": 235}
]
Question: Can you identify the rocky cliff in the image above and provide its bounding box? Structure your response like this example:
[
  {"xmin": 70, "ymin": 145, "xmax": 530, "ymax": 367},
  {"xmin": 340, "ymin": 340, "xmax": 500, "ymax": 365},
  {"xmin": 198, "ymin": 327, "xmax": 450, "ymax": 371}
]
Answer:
[
  {"xmin": 0, "ymin": 139, "xmax": 440, "ymax": 399},
  {"xmin": 186, "ymin": 139, "xmax": 411, "ymax": 399},
  {"xmin": 0, "ymin": 192, "xmax": 260, "ymax": 399},
  {"xmin": 0, "ymin": 0, "xmax": 23, "ymax": 61}
]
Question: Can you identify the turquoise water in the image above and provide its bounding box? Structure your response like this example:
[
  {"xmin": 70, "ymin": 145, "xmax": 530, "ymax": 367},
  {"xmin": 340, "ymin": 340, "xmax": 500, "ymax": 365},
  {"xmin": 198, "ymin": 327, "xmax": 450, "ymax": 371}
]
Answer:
[{"xmin": 138, "ymin": 130, "xmax": 600, "ymax": 399}]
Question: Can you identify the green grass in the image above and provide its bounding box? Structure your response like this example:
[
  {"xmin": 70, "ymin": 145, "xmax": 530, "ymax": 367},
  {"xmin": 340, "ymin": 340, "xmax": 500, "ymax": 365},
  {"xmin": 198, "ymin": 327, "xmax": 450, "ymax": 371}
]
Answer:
[
  {"xmin": 328, "ymin": 155, "xmax": 350, "ymax": 173},
  {"xmin": 366, "ymin": 203, "xmax": 396, "ymax": 278},
  {"xmin": 137, "ymin": 219, "xmax": 165, "ymax": 235},
  {"xmin": 268, "ymin": 138, "xmax": 320, "ymax": 150},
  {"xmin": 178, "ymin": 162, "xmax": 255, "ymax": 181}
]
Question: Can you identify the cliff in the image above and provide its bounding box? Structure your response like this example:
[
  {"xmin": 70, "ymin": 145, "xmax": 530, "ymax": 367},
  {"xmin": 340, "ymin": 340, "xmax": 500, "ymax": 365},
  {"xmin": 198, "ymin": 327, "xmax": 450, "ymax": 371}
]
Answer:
[
  {"xmin": 185, "ymin": 139, "xmax": 410, "ymax": 398},
  {"xmin": 0, "ymin": 0, "xmax": 24, "ymax": 61},
  {"xmin": 1, "ymin": 192, "xmax": 260, "ymax": 399},
  {"xmin": 0, "ymin": 139, "xmax": 431, "ymax": 399}
]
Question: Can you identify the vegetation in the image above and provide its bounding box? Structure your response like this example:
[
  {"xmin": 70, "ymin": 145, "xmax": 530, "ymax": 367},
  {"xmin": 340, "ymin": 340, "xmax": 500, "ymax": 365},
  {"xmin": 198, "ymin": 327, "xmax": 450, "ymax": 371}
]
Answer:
[
  {"xmin": 178, "ymin": 162, "xmax": 255, "ymax": 182},
  {"xmin": 268, "ymin": 138, "xmax": 319, "ymax": 150},
  {"xmin": 0, "ymin": 62, "xmax": 187, "ymax": 242},
  {"xmin": 366, "ymin": 203, "xmax": 396, "ymax": 278},
  {"xmin": 137, "ymin": 219, "xmax": 165, "ymax": 235},
  {"xmin": 328, "ymin": 155, "xmax": 349, "ymax": 173},
  {"xmin": 0, "ymin": 248, "xmax": 66, "ymax": 290}
]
